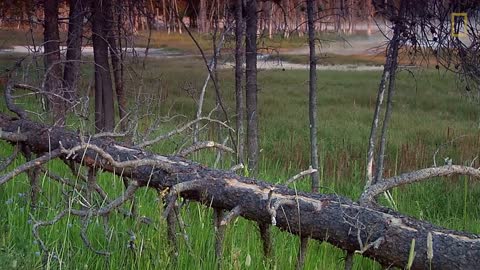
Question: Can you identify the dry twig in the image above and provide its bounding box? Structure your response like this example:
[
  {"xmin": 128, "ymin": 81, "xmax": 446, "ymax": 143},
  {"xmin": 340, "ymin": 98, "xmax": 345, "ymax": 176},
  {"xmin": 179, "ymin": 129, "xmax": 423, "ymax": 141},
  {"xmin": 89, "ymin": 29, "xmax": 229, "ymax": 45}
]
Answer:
[
  {"xmin": 137, "ymin": 117, "xmax": 233, "ymax": 148},
  {"xmin": 177, "ymin": 140, "xmax": 234, "ymax": 157},
  {"xmin": 0, "ymin": 149, "xmax": 61, "ymax": 186},
  {"xmin": 284, "ymin": 166, "xmax": 318, "ymax": 185}
]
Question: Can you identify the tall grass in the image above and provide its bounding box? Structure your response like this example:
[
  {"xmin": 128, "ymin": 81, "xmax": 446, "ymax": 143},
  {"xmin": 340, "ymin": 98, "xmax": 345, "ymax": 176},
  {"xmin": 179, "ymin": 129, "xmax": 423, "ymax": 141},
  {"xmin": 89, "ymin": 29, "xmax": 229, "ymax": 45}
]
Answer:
[{"xmin": 1, "ymin": 55, "xmax": 480, "ymax": 269}]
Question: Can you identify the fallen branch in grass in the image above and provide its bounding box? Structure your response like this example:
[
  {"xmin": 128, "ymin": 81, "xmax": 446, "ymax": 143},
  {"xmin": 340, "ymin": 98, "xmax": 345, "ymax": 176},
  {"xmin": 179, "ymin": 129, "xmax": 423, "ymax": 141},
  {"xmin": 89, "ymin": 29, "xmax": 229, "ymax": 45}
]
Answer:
[
  {"xmin": 359, "ymin": 165, "xmax": 480, "ymax": 205},
  {"xmin": 1, "ymin": 114, "xmax": 480, "ymax": 270},
  {"xmin": 283, "ymin": 166, "xmax": 318, "ymax": 185},
  {"xmin": 177, "ymin": 140, "xmax": 234, "ymax": 157},
  {"xmin": 0, "ymin": 149, "xmax": 62, "ymax": 185},
  {"xmin": 137, "ymin": 116, "xmax": 234, "ymax": 148},
  {"xmin": 0, "ymin": 144, "xmax": 20, "ymax": 171}
]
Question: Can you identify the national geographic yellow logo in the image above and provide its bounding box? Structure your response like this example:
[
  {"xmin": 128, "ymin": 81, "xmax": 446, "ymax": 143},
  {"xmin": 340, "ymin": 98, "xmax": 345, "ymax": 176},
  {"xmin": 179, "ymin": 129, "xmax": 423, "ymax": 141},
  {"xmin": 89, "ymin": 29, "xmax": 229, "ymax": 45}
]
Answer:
[{"xmin": 451, "ymin": 13, "xmax": 467, "ymax": 37}]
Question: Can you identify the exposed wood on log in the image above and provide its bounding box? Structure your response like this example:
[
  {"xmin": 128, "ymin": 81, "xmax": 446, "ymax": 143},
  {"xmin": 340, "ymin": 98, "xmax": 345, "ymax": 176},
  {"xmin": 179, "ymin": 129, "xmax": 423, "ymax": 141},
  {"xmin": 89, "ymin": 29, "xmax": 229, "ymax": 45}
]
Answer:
[{"xmin": 1, "ymin": 114, "xmax": 480, "ymax": 270}]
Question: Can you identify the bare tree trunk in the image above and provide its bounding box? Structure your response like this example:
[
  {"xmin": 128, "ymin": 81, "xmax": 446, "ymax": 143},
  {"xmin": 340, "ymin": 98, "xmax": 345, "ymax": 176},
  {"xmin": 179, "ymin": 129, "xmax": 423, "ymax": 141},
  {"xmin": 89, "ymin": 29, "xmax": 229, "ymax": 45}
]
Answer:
[
  {"xmin": 373, "ymin": 31, "xmax": 400, "ymax": 186},
  {"xmin": 44, "ymin": 0, "xmax": 65, "ymax": 126},
  {"xmin": 108, "ymin": 0, "xmax": 128, "ymax": 131},
  {"xmin": 268, "ymin": 3, "xmax": 273, "ymax": 39},
  {"xmin": 364, "ymin": 1, "xmax": 410, "ymax": 191},
  {"xmin": 307, "ymin": 0, "xmax": 319, "ymax": 192},
  {"xmin": 173, "ymin": 0, "xmax": 182, "ymax": 34},
  {"xmin": 212, "ymin": 10, "xmax": 224, "ymax": 165},
  {"xmin": 91, "ymin": 0, "xmax": 115, "ymax": 132},
  {"xmin": 282, "ymin": 0, "xmax": 290, "ymax": 38},
  {"xmin": 364, "ymin": 67, "xmax": 389, "ymax": 189},
  {"xmin": 162, "ymin": 0, "xmax": 167, "ymax": 31},
  {"xmin": 63, "ymin": 0, "xmax": 86, "ymax": 102},
  {"xmin": 258, "ymin": 1, "xmax": 265, "ymax": 36},
  {"xmin": 245, "ymin": 0, "xmax": 259, "ymax": 175},
  {"xmin": 348, "ymin": 0, "xmax": 355, "ymax": 34},
  {"xmin": 235, "ymin": 0, "xmax": 245, "ymax": 165},
  {"xmin": 366, "ymin": 0, "xmax": 373, "ymax": 35},
  {"xmin": 199, "ymin": 0, "xmax": 207, "ymax": 32}
]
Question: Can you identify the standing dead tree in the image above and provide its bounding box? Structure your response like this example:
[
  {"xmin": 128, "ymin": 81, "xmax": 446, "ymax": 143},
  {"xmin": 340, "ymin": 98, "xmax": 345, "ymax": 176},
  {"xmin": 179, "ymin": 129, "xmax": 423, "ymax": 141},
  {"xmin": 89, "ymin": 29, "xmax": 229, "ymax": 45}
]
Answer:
[
  {"xmin": 306, "ymin": 0, "xmax": 319, "ymax": 193},
  {"xmin": 245, "ymin": 0, "xmax": 259, "ymax": 175},
  {"xmin": 91, "ymin": 0, "xmax": 115, "ymax": 132},
  {"xmin": 364, "ymin": 0, "xmax": 480, "ymax": 203},
  {"xmin": 234, "ymin": 0, "xmax": 245, "ymax": 166},
  {"xmin": 43, "ymin": 0, "xmax": 65, "ymax": 126},
  {"xmin": 63, "ymin": 0, "xmax": 88, "ymax": 102}
]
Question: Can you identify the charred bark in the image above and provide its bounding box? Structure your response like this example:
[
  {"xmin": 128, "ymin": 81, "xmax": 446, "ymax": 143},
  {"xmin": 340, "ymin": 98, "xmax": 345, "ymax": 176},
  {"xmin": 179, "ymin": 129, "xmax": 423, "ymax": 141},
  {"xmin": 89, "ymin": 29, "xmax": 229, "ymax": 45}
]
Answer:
[
  {"xmin": 43, "ymin": 0, "xmax": 65, "ymax": 125},
  {"xmin": 234, "ymin": 0, "xmax": 245, "ymax": 165},
  {"xmin": 306, "ymin": 0, "xmax": 319, "ymax": 192},
  {"xmin": 1, "ymin": 114, "xmax": 480, "ymax": 270},
  {"xmin": 63, "ymin": 0, "xmax": 87, "ymax": 102},
  {"xmin": 91, "ymin": 0, "xmax": 115, "ymax": 132},
  {"xmin": 245, "ymin": 0, "xmax": 259, "ymax": 175},
  {"xmin": 107, "ymin": 0, "xmax": 127, "ymax": 131},
  {"xmin": 199, "ymin": 0, "xmax": 207, "ymax": 33}
]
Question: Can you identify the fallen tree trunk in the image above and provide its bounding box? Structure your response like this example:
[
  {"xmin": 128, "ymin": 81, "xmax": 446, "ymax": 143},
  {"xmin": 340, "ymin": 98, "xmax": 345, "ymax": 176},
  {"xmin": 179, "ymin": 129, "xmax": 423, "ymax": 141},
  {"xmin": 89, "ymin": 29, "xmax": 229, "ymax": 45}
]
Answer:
[{"xmin": 1, "ymin": 113, "xmax": 480, "ymax": 269}]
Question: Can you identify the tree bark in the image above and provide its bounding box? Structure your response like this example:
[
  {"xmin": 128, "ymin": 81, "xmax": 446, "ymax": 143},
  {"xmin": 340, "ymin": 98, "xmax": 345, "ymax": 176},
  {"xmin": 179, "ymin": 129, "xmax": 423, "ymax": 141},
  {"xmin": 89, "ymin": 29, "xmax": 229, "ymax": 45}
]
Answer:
[
  {"xmin": 91, "ymin": 0, "xmax": 115, "ymax": 132},
  {"xmin": 373, "ymin": 5, "xmax": 402, "ymax": 185},
  {"xmin": 108, "ymin": 0, "xmax": 127, "ymax": 131},
  {"xmin": 307, "ymin": 0, "xmax": 319, "ymax": 192},
  {"xmin": 162, "ymin": 0, "xmax": 167, "ymax": 31},
  {"xmin": 1, "ymin": 114, "xmax": 480, "ymax": 270},
  {"xmin": 63, "ymin": 0, "xmax": 86, "ymax": 102},
  {"xmin": 235, "ymin": 0, "xmax": 245, "ymax": 165},
  {"xmin": 245, "ymin": 0, "xmax": 259, "ymax": 175},
  {"xmin": 199, "ymin": 0, "xmax": 207, "ymax": 32},
  {"xmin": 43, "ymin": 0, "xmax": 65, "ymax": 126},
  {"xmin": 366, "ymin": 0, "xmax": 373, "ymax": 35}
]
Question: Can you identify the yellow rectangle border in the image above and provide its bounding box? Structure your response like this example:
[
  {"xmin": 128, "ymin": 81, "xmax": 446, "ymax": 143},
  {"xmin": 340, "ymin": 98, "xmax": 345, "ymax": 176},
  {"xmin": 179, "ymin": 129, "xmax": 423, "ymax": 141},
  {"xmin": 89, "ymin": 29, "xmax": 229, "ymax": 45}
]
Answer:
[{"xmin": 451, "ymin": 13, "xmax": 468, "ymax": 37}]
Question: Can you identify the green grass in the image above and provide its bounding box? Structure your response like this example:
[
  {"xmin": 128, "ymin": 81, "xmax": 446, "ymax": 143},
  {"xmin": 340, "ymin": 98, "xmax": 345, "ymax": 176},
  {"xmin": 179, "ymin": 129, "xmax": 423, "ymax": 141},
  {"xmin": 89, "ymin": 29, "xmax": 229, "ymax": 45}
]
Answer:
[
  {"xmin": 266, "ymin": 53, "xmax": 385, "ymax": 66},
  {"xmin": 1, "ymin": 54, "xmax": 480, "ymax": 269}
]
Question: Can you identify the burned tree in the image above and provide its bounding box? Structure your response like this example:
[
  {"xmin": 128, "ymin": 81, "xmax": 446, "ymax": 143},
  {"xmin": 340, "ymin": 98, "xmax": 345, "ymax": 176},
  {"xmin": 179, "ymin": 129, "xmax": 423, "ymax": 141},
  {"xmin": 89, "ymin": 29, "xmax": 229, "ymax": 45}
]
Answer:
[
  {"xmin": 63, "ymin": 0, "xmax": 88, "ymax": 102},
  {"xmin": 306, "ymin": 0, "xmax": 320, "ymax": 193},
  {"xmin": 234, "ymin": 0, "xmax": 245, "ymax": 165},
  {"xmin": 91, "ymin": 0, "xmax": 115, "ymax": 132},
  {"xmin": 43, "ymin": 0, "xmax": 65, "ymax": 126},
  {"xmin": 245, "ymin": 0, "xmax": 259, "ymax": 175}
]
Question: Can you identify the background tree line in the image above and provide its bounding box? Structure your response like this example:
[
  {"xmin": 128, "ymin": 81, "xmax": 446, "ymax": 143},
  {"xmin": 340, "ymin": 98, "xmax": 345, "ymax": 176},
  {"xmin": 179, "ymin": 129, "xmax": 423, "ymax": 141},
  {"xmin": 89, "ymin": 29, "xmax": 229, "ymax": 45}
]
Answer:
[
  {"xmin": 1, "ymin": 0, "xmax": 378, "ymax": 36},
  {"xmin": 2, "ymin": 0, "xmax": 480, "ymax": 269}
]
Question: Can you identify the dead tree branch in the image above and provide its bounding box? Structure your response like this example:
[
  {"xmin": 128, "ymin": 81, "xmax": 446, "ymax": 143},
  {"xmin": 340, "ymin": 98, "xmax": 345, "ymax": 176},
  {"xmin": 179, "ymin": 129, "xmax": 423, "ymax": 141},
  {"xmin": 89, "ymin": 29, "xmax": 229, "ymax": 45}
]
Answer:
[
  {"xmin": 137, "ymin": 117, "xmax": 233, "ymax": 148},
  {"xmin": 0, "ymin": 149, "xmax": 61, "ymax": 185},
  {"xmin": 284, "ymin": 166, "xmax": 318, "ymax": 186},
  {"xmin": 177, "ymin": 141, "xmax": 234, "ymax": 157},
  {"xmin": 360, "ymin": 165, "xmax": 480, "ymax": 204}
]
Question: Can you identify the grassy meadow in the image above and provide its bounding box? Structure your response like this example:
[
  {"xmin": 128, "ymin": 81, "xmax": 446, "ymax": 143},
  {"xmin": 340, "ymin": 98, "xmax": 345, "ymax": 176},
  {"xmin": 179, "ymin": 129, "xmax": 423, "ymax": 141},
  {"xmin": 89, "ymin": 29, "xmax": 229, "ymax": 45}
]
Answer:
[{"xmin": 1, "ymin": 51, "xmax": 480, "ymax": 270}]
